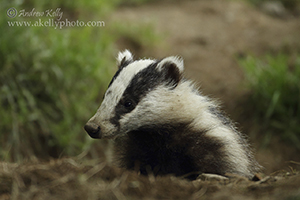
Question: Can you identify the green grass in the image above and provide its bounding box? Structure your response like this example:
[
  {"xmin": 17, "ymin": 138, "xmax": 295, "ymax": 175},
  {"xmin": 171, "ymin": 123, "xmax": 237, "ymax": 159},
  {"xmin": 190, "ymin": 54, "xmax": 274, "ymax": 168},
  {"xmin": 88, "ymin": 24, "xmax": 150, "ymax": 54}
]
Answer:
[
  {"xmin": 239, "ymin": 54, "xmax": 300, "ymax": 149},
  {"xmin": 0, "ymin": 0, "xmax": 160, "ymax": 162},
  {"xmin": 1, "ymin": 3, "xmax": 115, "ymax": 161}
]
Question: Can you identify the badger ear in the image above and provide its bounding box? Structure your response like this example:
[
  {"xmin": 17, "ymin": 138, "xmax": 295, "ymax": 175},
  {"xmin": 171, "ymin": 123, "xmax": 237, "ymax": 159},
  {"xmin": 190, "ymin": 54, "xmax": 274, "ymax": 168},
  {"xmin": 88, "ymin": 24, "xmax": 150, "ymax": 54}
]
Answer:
[
  {"xmin": 157, "ymin": 56, "xmax": 184, "ymax": 88},
  {"xmin": 117, "ymin": 49, "xmax": 133, "ymax": 68}
]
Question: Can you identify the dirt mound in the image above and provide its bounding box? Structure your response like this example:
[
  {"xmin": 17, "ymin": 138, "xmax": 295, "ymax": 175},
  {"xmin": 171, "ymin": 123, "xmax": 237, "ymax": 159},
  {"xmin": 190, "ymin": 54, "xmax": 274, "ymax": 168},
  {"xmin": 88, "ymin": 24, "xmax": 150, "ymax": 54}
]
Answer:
[{"xmin": 1, "ymin": 159, "xmax": 299, "ymax": 200}]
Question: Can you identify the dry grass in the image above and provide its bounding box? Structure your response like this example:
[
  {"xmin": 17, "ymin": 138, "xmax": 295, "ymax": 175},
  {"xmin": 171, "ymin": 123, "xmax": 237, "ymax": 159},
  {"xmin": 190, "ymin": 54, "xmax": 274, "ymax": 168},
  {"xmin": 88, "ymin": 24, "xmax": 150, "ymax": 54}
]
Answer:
[{"xmin": 0, "ymin": 158, "xmax": 299, "ymax": 200}]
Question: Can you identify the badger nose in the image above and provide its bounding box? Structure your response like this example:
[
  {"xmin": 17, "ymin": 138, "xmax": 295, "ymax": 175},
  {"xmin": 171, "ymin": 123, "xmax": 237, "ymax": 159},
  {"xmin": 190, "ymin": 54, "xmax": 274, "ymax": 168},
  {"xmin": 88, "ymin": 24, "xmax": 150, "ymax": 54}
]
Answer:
[{"xmin": 84, "ymin": 122, "xmax": 101, "ymax": 139}]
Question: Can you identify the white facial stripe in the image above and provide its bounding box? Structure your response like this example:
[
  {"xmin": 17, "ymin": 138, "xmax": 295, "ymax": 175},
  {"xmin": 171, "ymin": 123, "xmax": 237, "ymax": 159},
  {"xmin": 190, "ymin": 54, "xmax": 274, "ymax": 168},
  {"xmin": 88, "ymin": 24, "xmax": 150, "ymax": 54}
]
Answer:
[{"xmin": 99, "ymin": 59, "xmax": 155, "ymax": 120}]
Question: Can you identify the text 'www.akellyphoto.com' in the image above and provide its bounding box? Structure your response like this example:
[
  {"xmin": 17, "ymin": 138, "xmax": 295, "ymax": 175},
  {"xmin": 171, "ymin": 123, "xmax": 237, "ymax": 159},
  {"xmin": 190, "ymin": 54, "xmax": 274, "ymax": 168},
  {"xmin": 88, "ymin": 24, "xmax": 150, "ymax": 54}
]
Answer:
[{"xmin": 7, "ymin": 18, "xmax": 105, "ymax": 29}]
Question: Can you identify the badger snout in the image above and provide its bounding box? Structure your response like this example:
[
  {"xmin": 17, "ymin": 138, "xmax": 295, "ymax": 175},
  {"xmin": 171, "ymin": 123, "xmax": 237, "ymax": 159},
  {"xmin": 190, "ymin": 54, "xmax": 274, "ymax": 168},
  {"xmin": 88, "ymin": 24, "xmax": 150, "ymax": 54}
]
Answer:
[{"xmin": 84, "ymin": 122, "xmax": 101, "ymax": 139}]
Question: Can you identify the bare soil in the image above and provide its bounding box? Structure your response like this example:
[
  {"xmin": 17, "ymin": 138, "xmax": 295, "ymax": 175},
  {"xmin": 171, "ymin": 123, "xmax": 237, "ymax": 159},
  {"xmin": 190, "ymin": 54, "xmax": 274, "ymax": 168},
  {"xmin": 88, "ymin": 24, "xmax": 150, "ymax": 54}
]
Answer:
[
  {"xmin": 1, "ymin": 0, "xmax": 300, "ymax": 199},
  {"xmin": 0, "ymin": 158, "xmax": 299, "ymax": 200}
]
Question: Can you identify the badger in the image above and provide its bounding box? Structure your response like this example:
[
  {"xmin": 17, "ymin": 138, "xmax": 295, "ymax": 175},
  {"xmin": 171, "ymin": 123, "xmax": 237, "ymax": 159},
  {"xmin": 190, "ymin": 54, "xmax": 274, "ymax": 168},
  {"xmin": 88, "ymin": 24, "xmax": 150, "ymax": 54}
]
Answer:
[{"xmin": 84, "ymin": 50, "xmax": 261, "ymax": 180}]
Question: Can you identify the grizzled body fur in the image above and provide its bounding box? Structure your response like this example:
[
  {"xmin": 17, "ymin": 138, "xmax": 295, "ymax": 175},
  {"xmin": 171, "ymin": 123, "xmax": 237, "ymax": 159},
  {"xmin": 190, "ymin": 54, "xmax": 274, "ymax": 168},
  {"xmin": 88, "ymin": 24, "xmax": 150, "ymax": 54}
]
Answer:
[{"xmin": 84, "ymin": 50, "xmax": 261, "ymax": 179}]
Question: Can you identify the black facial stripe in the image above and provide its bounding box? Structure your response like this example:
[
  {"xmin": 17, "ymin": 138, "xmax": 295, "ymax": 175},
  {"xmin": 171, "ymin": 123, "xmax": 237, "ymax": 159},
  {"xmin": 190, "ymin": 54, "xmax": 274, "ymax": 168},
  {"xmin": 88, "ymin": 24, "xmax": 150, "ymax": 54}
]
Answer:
[
  {"xmin": 110, "ymin": 61, "xmax": 162, "ymax": 126},
  {"xmin": 124, "ymin": 61, "xmax": 162, "ymax": 103},
  {"xmin": 108, "ymin": 59, "xmax": 133, "ymax": 88}
]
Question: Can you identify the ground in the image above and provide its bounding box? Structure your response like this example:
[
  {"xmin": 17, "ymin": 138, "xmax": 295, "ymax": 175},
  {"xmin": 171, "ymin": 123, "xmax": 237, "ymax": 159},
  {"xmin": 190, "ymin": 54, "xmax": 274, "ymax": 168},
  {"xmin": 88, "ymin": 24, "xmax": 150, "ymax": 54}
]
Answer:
[
  {"xmin": 1, "ymin": 0, "xmax": 300, "ymax": 199},
  {"xmin": 0, "ymin": 158, "xmax": 300, "ymax": 200}
]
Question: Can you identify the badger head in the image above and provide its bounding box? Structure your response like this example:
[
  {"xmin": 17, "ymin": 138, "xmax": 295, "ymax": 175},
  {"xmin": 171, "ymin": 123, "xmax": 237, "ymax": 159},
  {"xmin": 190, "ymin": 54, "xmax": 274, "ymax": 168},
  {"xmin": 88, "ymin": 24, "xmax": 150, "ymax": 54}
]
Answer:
[{"xmin": 84, "ymin": 50, "xmax": 184, "ymax": 139}]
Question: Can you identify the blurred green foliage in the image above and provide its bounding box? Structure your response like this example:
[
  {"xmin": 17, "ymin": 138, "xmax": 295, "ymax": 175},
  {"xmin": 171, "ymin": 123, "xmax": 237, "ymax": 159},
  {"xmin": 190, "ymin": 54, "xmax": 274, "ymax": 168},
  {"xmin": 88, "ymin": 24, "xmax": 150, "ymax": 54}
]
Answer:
[
  {"xmin": 0, "ymin": 0, "xmax": 119, "ymax": 161},
  {"xmin": 239, "ymin": 54, "xmax": 300, "ymax": 149},
  {"xmin": 1, "ymin": 0, "xmax": 160, "ymax": 162}
]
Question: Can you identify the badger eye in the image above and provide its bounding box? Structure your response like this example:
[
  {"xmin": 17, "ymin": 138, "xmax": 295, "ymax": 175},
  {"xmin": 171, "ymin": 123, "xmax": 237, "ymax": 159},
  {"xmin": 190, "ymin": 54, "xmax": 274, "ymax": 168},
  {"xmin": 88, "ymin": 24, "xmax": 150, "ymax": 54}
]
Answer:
[{"xmin": 124, "ymin": 100, "xmax": 133, "ymax": 108}]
